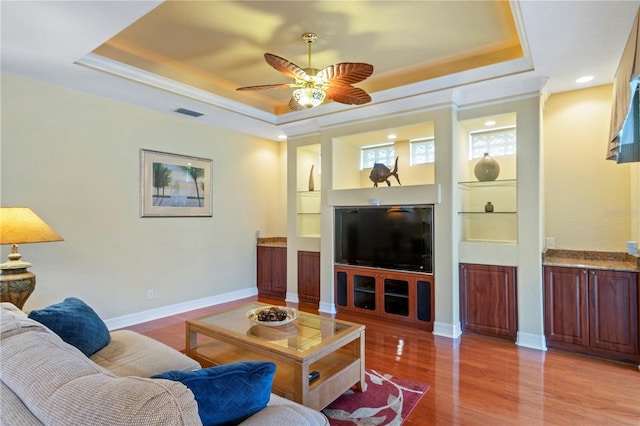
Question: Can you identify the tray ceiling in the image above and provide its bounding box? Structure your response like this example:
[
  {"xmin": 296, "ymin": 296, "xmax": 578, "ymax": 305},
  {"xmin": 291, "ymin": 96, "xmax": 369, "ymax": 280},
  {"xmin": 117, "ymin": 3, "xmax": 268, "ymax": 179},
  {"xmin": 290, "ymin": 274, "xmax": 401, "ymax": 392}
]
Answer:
[{"xmin": 91, "ymin": 1, "xmax": 523, "ymax": 115}]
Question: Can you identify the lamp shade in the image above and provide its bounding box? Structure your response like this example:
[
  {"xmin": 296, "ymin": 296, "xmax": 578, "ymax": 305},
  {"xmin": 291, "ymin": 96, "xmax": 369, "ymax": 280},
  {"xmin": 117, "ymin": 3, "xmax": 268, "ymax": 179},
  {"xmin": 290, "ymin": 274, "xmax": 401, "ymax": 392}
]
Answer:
[{"xmin": 0, "ymin": 207, "xmax": 63, "ymax": 245}]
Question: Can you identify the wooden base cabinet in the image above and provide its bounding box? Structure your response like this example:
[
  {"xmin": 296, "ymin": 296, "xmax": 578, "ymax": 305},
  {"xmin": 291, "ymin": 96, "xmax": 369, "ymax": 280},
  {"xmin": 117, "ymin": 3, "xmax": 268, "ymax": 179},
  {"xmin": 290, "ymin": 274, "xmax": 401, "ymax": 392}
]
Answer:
[
  {"xmin": 459, "ymin": 263, "xmax": 517, "ymax": 341},
  {"xmin": 544, "ymin": 266, "xmax": 639, "ymax": 364},
  {"xmin": 334, "ymin": 265, "xmax": 434, "ymax": 329},
  {"xmin": 257, "ymin": 246, "xmax": 287, "ymax": 298},
  {"xmin": 298, "ymin": 251, "xmax": 320, "ymax": 304}
]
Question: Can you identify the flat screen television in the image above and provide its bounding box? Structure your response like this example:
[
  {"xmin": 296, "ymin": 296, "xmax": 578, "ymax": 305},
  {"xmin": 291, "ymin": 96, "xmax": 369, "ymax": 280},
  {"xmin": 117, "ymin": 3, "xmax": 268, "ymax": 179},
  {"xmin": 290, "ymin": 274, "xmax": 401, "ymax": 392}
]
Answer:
[{"xmin": 334, "ymin": 205, "xmax": 433, "ymax": 273}]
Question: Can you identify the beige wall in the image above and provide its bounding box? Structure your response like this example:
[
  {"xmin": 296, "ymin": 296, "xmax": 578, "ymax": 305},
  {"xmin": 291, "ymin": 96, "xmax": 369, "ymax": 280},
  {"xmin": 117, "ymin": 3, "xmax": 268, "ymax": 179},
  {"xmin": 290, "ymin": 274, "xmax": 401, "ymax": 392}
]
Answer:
[
  {"xmin": 544, "ymin": 84, "xmax": 637, "ymax": 252},
  {"xmin": 0, "ymin": 73, "xmax": 285, "ymax": 319}
]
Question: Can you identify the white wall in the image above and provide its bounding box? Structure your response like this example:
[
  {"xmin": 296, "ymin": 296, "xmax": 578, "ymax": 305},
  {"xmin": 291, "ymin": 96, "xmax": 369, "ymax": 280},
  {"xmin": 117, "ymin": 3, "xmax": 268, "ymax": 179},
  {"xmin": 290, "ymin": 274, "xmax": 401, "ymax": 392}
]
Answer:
[
  {"xmin": 0, "ymin": 73, "xmax": 285, "ymax": 320},
  {"xmin": 544, "ymin": 84, "xmax": 635, "ymax": 252}
]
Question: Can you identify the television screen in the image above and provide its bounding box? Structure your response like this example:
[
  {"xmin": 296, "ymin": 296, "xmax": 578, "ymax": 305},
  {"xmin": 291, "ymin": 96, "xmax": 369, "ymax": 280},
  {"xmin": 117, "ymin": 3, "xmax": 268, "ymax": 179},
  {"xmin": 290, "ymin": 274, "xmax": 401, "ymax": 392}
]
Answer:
[{"xmin": 334, "ymin": 205, "xmax": 433, "ymax": 273}]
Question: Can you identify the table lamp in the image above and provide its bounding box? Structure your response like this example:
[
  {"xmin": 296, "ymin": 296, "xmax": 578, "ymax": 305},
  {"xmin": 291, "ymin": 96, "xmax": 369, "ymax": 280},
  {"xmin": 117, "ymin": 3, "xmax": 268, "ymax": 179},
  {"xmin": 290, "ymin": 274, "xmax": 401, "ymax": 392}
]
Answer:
[{"xmin": 0, "ymin": 207, "xmax": 63, "ymax": 309}]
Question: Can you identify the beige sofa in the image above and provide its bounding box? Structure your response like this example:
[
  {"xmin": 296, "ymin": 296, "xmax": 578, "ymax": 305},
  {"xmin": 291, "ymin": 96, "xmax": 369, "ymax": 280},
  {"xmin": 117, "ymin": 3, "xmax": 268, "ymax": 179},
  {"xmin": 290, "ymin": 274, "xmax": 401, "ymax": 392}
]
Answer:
[{"xmin": 0, "ymin": 303, "xmax": 328, "ymax": 425}]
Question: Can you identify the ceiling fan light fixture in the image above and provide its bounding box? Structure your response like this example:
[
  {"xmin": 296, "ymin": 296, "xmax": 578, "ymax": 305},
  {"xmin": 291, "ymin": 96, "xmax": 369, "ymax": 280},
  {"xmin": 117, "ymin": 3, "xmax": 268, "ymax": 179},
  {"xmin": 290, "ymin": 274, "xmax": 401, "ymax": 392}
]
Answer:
[
  {"xmin": 237, "ymin": 32, "xmax": 373, "ymax": 111},
  {"xmin": 293, "ymin": 87, "xmax": 326, "ymax": 109}
]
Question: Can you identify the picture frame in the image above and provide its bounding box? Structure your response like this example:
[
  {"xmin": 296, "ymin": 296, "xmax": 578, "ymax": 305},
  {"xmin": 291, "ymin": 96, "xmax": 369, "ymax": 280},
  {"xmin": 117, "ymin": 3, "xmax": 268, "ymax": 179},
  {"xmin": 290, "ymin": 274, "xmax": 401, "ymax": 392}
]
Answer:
[{"xmin": 140, "ymin": 149, "xmax": 213, "ymax": 217}]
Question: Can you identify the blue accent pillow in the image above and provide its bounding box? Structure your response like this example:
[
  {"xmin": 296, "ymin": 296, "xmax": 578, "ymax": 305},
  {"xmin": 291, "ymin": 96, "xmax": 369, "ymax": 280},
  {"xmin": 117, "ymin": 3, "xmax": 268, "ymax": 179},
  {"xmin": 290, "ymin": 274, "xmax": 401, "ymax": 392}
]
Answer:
[
  {"xmin": 28, "ymin": 297, "xmax": 110, "ymax": 357},
  {"xmin": 153, "ymin": 361, "xmax": 276, "ymax": 426}
]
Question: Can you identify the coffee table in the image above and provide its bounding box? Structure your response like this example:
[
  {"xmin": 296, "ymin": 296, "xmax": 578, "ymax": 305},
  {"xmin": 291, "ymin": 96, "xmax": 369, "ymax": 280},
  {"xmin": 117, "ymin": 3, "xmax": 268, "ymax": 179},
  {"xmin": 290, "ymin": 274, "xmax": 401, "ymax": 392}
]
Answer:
[{"xmin": 185, "ymin": 302, "xmax": 366, "ymax": 410}]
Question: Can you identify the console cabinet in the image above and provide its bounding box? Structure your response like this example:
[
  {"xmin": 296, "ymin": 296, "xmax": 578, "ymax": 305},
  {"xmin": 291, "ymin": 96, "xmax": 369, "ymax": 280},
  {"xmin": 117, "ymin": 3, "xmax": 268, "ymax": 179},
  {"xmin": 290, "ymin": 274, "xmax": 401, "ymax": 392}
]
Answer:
[
  {"xmin": 334, "ymin": 265, "xmax": 434, "ymax": 329},
  {"xmin": 459, "ymin": 263, "xmax": 517, "ymax": 340},
  {"xmin": 257, "ymin": 246, "xmax": 287, "ymax": 298},
  {"xmin": 544, "ymin": 265, "xmax": 639, "ymax": 364}
]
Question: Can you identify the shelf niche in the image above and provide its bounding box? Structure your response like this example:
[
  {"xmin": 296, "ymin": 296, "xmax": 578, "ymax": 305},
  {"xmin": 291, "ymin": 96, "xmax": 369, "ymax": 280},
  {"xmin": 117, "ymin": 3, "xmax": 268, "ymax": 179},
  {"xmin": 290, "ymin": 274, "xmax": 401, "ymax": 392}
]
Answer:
[
  {"xmin": 331, "ymin": 122, "xmax": 435, "ymax": 190},
  {"xmin": 458, "ymin": 113, "xmax": 517, "ymax": 243},
  {"xmin": 297, "ymin": 144, "xmax": 321, "ymax": 237}
]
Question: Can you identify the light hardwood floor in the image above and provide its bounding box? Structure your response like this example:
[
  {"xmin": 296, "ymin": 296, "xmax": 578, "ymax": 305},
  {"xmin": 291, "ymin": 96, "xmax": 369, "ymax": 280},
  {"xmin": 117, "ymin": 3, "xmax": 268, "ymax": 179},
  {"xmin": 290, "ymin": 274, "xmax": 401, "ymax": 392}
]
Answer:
[{"xmin": 123, "ymin": 296, "xmax": 640, "ymax": 425}]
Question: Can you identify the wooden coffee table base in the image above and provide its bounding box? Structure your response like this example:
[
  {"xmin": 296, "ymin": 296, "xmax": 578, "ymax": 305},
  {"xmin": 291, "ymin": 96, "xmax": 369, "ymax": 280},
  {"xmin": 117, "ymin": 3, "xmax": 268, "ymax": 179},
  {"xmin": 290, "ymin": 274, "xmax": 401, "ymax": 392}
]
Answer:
[{"xmin": 186, "ymin": 306, "xmax": 366, "ymax": 410}]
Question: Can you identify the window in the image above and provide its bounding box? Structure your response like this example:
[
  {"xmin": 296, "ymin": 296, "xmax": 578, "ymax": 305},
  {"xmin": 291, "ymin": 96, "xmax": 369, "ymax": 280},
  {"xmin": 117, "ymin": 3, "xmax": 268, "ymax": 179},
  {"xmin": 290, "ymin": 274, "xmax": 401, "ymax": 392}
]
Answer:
[
  {"xmin": 361, "ymin": 144, "xmax": 395, "ymax": 169},
  {"xmin": 410, "ymin": 137, "xmax": 435, "ymax": 165},
  {"xmin": 470, "ymin": 127, "xmax": 516, "ymax": 159}
]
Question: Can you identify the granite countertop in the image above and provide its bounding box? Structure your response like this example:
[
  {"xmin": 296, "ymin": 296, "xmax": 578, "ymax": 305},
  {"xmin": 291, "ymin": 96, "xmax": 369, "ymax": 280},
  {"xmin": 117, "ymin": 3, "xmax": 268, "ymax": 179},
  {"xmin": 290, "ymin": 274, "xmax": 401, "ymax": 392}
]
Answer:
[
  {"xmin": 257, "ymin": 237, "xmax": 286, "ymax": 247},
  {"xmin": 543, "ymin": 249, "xmax": 640, "ymax": 272}
]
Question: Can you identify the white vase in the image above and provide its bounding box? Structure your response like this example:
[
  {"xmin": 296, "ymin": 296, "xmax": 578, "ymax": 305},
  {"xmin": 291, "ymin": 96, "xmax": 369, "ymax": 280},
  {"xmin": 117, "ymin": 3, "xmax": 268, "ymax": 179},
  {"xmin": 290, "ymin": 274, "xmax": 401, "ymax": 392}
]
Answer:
[
  {"xmin": 474, "ymin": 153, "xmax": 500, "ymax": 181},
  {"xmin": 308, "ymin": 165, "xmax": 315, "ymax": 191}
]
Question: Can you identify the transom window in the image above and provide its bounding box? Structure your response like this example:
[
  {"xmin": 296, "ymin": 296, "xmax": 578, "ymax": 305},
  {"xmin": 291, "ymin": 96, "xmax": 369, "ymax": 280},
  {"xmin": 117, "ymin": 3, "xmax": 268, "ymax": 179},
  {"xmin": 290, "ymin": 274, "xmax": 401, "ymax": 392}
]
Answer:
[
  {"xmin": 361, "ymin": 144, "xmax": 395, "ymax": 169},
  {"xmin": 410, "ymin": 137, "xmax": 435, "ymax": 165},
  {"xmin": 470, "ymin": 127, "xmax": 516, "ymax": 159}
]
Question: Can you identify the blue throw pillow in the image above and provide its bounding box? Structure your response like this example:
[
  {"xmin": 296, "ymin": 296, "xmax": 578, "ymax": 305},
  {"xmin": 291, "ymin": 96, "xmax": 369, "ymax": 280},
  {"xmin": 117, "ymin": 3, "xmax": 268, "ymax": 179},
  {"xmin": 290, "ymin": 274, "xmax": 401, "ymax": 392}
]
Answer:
[
  {"xmin": 28, "ymin": 297, "xmax": 110, "ymax": 356},
  {"xmin": 153, "ymin": 361, "xmax": 276, "ymax": 426}
]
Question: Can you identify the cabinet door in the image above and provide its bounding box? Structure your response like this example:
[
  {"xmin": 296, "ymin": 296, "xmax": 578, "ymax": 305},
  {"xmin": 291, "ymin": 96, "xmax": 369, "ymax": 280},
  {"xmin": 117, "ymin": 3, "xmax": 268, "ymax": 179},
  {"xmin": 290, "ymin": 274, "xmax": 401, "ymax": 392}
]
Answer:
[
  {"xmin": 460, "ymin": 263, "xmax": 517, "ymax": 340},
  {"xmin": 380, "ymin": 272, "xmax": 411, "ymax": 319},
  {"xmin": 352, "ymin": 272, "xmax": 377, "ymax": 311},
  {"xmin": 589, "ymin": 270, "xmax": 638, "ymax": 355},
  {"xmin": 271, "ymin": 247, "xmax": 287, "ymax": 295},
  {"xmin": 257, "ymin": 246, "xmax": 273, "ymax": 293},
  {"xmin": 298, "ymin": 251, "xmax": 320, "ymax": 304},
  {"xmin": 544, "ymin": 266, "xmax": 589, "ymax": 347},
  {"xmin": 257, "ymin": 246, "xmax": 286, "ymax": 297}
]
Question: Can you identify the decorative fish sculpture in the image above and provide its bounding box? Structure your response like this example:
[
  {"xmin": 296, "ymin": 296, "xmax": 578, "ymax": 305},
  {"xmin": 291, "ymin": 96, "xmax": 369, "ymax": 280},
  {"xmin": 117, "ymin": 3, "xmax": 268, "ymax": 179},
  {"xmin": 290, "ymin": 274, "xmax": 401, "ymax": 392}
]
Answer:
[{"xmin": 369, "ymin": 156, "xmax": 401, "ymax": 187}]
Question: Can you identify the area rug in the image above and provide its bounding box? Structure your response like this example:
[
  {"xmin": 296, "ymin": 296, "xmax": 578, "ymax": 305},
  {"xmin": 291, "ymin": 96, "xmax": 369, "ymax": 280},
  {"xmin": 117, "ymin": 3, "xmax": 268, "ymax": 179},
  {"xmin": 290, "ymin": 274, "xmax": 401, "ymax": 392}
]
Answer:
[{"xmin": 322, "ymin": 369, "xmax": 429, "ymax": 426}]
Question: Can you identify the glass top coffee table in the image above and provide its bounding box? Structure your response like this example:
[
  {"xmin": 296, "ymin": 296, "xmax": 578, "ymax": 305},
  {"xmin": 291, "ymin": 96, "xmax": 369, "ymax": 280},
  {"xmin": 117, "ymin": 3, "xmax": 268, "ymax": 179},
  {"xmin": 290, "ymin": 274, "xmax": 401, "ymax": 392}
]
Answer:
[{"xmin": 186, "ymin": 302, "xmax": 366, "ymax": 410}]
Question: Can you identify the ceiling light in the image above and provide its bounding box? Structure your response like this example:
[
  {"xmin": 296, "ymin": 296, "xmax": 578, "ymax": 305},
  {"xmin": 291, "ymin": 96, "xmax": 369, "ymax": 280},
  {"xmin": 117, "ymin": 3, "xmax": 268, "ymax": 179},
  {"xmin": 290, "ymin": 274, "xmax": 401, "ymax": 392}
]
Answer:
[
  {"xmin": 576, "ymin": 75, "xmax": 594, "ymax": 84},
  {"xmin": 277, "ymin": 135, "xmax": 287, "ymax": 140},
  {"xmin": 292, "ymin": 87, "xmax": 326, "ymax": 109}
]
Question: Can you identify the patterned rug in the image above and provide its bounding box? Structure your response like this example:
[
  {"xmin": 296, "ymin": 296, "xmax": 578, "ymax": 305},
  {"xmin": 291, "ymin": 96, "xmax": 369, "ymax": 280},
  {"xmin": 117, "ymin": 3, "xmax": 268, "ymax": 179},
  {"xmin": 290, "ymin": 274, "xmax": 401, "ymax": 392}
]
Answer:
[{"xmin": 322, "ymin": 369, "xmax": 429, "ymax": 426}]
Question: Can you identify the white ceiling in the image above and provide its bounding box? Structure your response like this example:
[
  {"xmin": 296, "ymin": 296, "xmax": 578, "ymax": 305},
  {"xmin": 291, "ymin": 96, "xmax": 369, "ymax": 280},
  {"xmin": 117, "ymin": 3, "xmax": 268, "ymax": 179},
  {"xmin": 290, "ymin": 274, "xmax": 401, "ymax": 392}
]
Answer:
[{"xmin": 1, "ymin": 1, "xmax": 639, "ymax": 141}]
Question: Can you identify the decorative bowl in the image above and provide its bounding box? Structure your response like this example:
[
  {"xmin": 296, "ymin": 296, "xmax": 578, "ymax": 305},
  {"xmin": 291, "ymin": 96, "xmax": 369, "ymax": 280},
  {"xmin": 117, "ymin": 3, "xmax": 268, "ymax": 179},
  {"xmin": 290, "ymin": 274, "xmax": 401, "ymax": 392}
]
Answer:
[{"xmin": 246, "ymin": 306, "xmax": 298, "ymax": 327}]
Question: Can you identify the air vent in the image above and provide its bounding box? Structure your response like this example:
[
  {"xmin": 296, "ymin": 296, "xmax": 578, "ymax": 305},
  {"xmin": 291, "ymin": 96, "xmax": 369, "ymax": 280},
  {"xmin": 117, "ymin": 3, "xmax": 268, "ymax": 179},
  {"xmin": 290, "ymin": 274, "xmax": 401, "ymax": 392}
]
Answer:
[{"xmin": 174, "ymin": 108, "xmax": 204, "ymax": 118}]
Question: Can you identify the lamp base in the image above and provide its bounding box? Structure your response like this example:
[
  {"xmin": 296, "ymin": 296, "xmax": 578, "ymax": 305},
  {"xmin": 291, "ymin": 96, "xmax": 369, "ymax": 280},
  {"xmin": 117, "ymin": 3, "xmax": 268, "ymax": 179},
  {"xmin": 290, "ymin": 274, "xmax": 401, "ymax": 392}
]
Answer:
[{"xmin": 1, "ymin": 268, "xmax": 36, "ymax": 310}]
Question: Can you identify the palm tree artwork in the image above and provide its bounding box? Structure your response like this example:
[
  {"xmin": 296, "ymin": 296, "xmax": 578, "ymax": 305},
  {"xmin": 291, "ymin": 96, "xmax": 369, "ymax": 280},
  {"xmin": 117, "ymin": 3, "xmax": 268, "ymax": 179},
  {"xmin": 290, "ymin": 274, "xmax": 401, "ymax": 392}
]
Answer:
[
  {"xmin": 180, "ymin": 165, "xmax": 205, "ymax": 207},
  {"xmin": 152, "ymin": 163, "xmax": 172, "ymax": 206},
  {"xmin": 152, "ymin": 162, "xmax": 206, "ymax": 207}
]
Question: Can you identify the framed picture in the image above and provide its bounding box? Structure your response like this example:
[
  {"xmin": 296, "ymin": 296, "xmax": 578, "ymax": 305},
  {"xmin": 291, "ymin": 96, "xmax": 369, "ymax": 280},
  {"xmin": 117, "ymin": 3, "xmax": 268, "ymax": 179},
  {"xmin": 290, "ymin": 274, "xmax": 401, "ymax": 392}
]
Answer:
[{"xmin": 140, "ymin": 149, "xmax": 213, "ymax": 217}]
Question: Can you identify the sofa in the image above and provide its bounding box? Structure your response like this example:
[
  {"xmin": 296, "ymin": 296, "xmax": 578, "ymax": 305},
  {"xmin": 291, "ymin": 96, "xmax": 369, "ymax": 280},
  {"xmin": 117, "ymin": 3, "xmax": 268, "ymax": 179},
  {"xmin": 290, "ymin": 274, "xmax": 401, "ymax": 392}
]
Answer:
[{"xmin": 0, "ymin": 302, "xmax": 328, "ymax": 425}]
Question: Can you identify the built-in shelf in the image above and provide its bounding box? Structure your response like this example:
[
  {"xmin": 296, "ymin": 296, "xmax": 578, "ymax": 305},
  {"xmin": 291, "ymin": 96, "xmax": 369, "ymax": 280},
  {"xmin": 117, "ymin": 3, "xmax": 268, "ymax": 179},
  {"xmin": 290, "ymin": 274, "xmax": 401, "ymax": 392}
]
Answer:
[
  {"xmin": 296, "ymin": 144, "xmax": 321, "ymax": 238},
  {"xmin": 458, "ymin": 211, "xmax": 517, "ymax": 214},
  {"xmin": 297, "ymin": 191, "xmax": 321, "ymax": 237},
  {"xmin": 458, "ymin": 179, "xmax": 517, "ymax": 243},
  {"xmin": 458, "ymin": 179, "xmax": 517, "ymax": 187}
]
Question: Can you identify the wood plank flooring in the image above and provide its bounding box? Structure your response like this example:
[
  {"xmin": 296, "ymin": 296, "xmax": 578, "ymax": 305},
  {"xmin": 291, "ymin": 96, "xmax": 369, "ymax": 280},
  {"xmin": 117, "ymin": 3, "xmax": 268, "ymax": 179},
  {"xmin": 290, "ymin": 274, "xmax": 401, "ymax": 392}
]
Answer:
[{"xmin": 123, "ymin": 296, "xmax": 640, "ymax": 425}]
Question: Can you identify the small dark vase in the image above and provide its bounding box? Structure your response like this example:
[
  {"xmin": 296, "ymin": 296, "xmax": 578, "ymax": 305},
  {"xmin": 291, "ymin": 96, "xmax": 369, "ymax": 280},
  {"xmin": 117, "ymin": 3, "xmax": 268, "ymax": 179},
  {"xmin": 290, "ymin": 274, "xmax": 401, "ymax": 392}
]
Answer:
[{"xmin": 485, "ymin": 201, "xmax": 494, "ymax": 213}]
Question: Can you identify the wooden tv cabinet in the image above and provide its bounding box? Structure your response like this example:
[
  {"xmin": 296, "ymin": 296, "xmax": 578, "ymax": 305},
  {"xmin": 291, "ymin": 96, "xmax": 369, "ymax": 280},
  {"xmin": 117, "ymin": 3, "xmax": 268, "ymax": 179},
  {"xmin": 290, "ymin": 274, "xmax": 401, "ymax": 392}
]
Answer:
[{"xmin": 334, "ymin": 265, "xmax": 434, "ymax": 330}]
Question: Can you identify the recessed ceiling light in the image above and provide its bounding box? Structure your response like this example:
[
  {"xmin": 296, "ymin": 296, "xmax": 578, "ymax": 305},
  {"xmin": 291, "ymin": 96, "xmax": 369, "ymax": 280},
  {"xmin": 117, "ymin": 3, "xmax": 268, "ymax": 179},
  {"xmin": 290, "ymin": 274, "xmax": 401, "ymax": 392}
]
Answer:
[
  {"xmin": 277, "ymin": 135, "xmax": 287, "ymax": 140},
  {"xmin": 576, "ymin": 75, "xmax": 594, "ymax": 84},
  {"xmin": 484, "ymin": 120, "xmax": 496, "ymax": 126},
  {"xmin": 388, "ymin": 133, "xmax": 397, "ymax": 139}
]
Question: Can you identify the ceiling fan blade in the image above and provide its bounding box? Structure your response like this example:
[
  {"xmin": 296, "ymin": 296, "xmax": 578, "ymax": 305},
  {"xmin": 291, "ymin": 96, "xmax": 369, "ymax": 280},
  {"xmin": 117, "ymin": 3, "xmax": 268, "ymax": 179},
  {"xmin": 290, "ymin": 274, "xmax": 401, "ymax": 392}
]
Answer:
[
  {"xmin": 264, "ymin": 53, "xmax": 308, "ymax": 80},
  {"xmin": 325, "ymin": 86, "xmax": 371, "ymax": 105},
  {"xmin": 236, "ymin": 83, "xmax": 293, "ymax": 91},
  {"xmin": 319, "ymin": 63, "xmax": 374, "ymax": 86},
  {"xmin": 288, "ymin": 96, "xmax": 307, "ymax": 111}
]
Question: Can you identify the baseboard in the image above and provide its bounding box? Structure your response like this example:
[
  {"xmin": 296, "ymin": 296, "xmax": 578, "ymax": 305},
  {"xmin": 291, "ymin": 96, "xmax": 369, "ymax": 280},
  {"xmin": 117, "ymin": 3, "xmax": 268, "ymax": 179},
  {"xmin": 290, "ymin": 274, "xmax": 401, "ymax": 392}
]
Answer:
[
  {"xmin": 516, "ymin": 331, "xmax": 547, "ymax": 351},
  {"xmin": 433, "ymin": 321, "xmax": 462, "ymax": 339},
  {"xmin": 285, "ymin": 292, "xmax": 299, "ymax": 304},
  {"xmin": 318, "ymin": 301, "xmax": 337, "ymax": 315},
  {"xmin": 104, "ymin": 287, "xmax": 258, "ymax": 330}
]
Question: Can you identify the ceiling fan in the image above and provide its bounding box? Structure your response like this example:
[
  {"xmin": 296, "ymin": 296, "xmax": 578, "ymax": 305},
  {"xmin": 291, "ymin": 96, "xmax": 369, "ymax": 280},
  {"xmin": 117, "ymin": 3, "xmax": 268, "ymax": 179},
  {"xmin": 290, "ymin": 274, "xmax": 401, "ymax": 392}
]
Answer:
[{"xmin": 237, "ymin": 33, "xmax": 374, "ymax": 111}]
